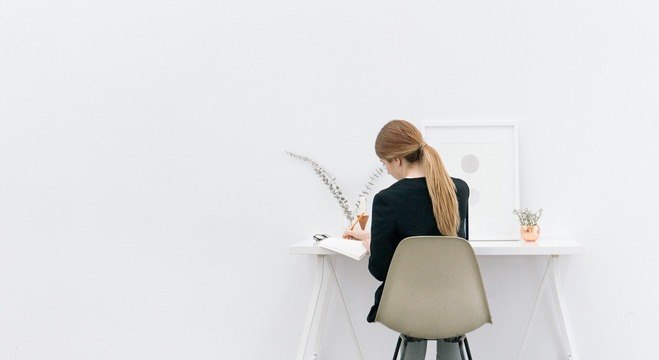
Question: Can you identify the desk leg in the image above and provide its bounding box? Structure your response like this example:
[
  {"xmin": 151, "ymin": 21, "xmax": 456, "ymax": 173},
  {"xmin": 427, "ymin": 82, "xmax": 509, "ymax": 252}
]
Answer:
[
  {"xmin": 313, "ymin": 259, "xmax": 333, "ymax": 358},
  {"xmin": 550, "ymin": 255, "xmax": 580, "ymax": 360},
  {"xmin": 516, "ymin": 256, "xmax": 580, "ymax": 360},
  {"xmin": 516, "ymin": 256, "xmax": 552, "ymax": 360},
  {"xmin": 297, "ymin": 255, "xmax": 327, "ymax": 360},
  {"xmin": 327, "ymin": 257, "xmax": 366, "ymax": 360},
  {"xmin": 296, "ymin": 255, "xmax": 366, "ymax": 360}
]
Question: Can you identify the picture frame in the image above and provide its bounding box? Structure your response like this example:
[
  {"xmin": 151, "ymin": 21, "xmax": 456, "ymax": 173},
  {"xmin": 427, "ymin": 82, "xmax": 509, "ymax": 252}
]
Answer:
[{"xmin": 423, "ymin": 121, "xmax": 520, "ymax": 240}]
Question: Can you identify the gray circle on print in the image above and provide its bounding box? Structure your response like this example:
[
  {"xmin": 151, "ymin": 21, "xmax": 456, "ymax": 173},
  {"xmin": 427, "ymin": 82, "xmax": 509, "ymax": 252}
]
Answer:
[
  {"xmin": 461, "ymin": 154, "xmax": 480, "ymax": 174},
  {"xmin": 469, "ymin": 189, "xmax": 480, "ymax": 206}
]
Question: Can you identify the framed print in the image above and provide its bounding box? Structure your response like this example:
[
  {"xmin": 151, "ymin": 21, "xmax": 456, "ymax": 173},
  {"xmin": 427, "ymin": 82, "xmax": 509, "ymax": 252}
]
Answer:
[{"xmin": 424, "ymin": 122, "xmax": 520, "ymax": 240}]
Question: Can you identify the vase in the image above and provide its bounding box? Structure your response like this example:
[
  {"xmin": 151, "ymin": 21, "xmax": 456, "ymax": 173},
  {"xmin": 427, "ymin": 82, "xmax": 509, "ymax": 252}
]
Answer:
[{"xmin": 520, "ymin": 225, "xmax": 540, "ymax": 242}]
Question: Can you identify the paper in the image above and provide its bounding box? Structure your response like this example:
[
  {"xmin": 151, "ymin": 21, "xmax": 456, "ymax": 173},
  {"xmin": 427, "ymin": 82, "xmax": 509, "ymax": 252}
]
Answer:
[{"xmin": 317, "ymin": 237, "xmax": 368, "ymax": 260}]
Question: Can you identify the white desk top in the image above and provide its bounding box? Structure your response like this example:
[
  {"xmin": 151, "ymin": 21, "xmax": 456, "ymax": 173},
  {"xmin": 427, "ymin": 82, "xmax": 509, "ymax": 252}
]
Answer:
[{"xmin": 290, "ymin": 238, "xmax": 584, "ymax": 256}]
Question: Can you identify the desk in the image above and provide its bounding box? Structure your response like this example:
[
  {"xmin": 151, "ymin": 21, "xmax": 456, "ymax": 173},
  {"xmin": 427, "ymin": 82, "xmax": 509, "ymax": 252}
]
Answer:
[{"xmin": 290, "ymin": 238, "xmax": 584, "ymax": 360}]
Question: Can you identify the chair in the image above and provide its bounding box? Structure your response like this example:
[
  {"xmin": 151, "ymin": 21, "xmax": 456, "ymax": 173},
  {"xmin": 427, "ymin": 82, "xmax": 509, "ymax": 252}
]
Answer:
[{"xmin": 375, "ymin": 236, "xmax": 492, "ymax": 360}]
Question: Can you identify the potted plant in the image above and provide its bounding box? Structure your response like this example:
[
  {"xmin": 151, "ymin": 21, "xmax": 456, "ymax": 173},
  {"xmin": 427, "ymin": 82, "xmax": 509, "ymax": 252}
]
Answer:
[{"xmin": 513, "ymin": 208, "xmax": 543, "ymax": 242}]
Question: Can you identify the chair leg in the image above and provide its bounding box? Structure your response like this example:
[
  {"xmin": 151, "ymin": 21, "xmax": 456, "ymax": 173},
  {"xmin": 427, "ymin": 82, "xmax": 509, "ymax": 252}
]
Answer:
[
  {"xmin": 458, "ymin": 339, "xmax": 467, "ymax": 360},
  {"xmin": 464, "ymin": 337, "xmax": 472, "ymax": 360},
  {"xmin": 393, "ymin": 335, "xmax": 402, "ymax": 360},
  {"xmin": 399, "ymin": 335, "xmax": 409, "ymax": 360}
]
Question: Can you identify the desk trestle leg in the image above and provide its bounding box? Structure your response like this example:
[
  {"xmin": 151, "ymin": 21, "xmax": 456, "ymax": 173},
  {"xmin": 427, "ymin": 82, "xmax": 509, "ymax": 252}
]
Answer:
[
  {"xmin": 550, "ymin": 255, "xmax": 579, "ymax": 360},
  {"xmin": 297, "ymin": 256, "xmax": 327, "ymax": 360},
  {"xmin": 296, "ymin": 255, "xmax": 365, "ymax": 360},
  {"xmin": 516, "ymin": 255, "xmax": 579, "ymax": 360},
  {"xmin": 313, "ymin": 259, "xmax": 333, "ymax": 359},
  {"xmin": 327, "ymin": 257, "xmax": 366, "ymax": 360}
]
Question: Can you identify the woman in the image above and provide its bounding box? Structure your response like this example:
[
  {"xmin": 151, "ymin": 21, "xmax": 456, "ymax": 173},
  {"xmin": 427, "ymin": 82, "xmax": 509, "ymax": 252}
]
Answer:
[{"xmin": 343, "ymin": 120, "xmax": 469, "ymax": 360}]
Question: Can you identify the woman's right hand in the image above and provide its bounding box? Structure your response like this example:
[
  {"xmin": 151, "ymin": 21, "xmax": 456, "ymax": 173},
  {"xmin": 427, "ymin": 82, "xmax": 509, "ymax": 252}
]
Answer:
[{"xmin": 343, "ymin": 228, "xmax": 371, "ymax": 253}]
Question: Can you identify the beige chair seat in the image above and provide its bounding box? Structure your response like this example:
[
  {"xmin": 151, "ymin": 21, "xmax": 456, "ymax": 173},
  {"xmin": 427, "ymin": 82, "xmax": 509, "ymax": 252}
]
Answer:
[{"xmin": 375, "ymin": 236, "xmax": 492, "ymax": 360}]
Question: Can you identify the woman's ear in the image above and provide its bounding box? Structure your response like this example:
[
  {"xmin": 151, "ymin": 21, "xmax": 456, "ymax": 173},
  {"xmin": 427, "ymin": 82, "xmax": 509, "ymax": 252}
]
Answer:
[{"xmin": 392, "ymin": 158, "xmax": 401, "ymax": 167}]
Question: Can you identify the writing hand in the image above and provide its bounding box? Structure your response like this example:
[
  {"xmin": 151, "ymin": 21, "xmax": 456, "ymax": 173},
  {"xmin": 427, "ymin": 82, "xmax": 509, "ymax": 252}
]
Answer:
[{"xmin": 343, "ymin": 228, "xmax": 371, "ymax": 253}]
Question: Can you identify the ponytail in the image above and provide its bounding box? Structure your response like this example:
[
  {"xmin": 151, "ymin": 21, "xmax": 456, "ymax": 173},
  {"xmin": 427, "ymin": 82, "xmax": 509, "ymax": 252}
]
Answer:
[{"xmin": 420, "ymin": 144, "xmax": 460, "ymax": 236}]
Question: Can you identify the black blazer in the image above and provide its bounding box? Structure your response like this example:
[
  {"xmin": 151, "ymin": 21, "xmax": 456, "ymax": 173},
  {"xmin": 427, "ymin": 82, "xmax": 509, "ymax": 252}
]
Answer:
[{"xmin": 366, "ymin": 177, "xmax": 469, "ymax": 322}]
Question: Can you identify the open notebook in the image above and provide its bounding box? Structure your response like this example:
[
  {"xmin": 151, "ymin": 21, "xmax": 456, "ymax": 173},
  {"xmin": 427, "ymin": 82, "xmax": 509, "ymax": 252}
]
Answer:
[{"xmin": 316, "ymin": 237, "xmax": 368, "ymax": 260}]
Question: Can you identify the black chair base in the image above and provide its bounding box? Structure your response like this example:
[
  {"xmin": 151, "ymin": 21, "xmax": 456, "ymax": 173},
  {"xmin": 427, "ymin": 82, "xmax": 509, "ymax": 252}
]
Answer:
[{"xmin": 392, "ymin": 334, "xmax": 473, "ymax": 360}]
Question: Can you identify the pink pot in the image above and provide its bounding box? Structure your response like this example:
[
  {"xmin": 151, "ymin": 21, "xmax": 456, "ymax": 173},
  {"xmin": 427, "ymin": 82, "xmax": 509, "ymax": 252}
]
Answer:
[{"xmin": 521, "ymin": 225, "xmax": 540, "ymax": 242}]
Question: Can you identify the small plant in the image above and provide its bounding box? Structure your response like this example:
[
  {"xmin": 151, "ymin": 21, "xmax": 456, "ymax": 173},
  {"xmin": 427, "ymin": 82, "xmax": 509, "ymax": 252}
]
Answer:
[
  {"xmin": 287, "ymin": 151, "xmax": 385, "ymax": 221},
  {"xmin": 513, "ymin": 208, "xmax": 543, "ymax": 227}
]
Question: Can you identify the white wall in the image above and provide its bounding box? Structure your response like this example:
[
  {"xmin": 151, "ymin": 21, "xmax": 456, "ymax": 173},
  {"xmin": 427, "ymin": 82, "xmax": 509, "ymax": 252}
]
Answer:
[{"xmin": 1, "ymin": 1, "xmax": 658, "ymax": 359}]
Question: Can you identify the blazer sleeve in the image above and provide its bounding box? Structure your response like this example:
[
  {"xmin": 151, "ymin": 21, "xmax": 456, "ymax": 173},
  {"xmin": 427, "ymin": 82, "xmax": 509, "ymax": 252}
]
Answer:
[
  {"xmin": 368, "ymin": 191, "xmax": 397, "ymax": 282},
  {"xmin": 455, "ymin": 179, "xmax": 470, "ymax": 239}
]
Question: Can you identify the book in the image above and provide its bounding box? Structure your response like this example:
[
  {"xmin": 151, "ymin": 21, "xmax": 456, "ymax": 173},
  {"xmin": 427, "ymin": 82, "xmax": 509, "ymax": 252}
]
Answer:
[{"xmin": 317, "ymin": 237, "xmax": 368, "ymax": 260}]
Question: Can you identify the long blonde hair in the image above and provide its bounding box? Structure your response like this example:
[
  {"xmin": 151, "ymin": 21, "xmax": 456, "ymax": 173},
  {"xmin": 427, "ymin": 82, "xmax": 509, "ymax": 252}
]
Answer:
[{"xmin": 375, "ymin": 120, "xmax": 460, "ymax": 236}]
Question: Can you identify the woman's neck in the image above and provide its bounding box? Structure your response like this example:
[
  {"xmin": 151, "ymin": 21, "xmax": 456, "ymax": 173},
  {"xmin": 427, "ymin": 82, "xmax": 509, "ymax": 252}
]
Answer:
[{"xmin": 403, "ymin": 162, "xmax": 425, "ymax": 178}]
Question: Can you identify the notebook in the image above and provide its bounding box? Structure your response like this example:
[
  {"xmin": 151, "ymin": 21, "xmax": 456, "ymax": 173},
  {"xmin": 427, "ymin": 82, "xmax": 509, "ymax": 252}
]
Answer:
[{"xmin": 317, "ymin": 237, "xmax": 368, "ymax": 261}]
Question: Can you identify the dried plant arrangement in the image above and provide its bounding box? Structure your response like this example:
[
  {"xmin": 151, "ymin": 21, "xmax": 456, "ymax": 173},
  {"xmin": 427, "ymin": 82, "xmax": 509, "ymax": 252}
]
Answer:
[
  {"xmin": 355, "ymin": 166, "xmax": 385, "ymax": 208},
  {"xmin": 286, "ymin": 151, "xmax": 385, "ymax": 222},
  {"xmin": 512, "ymin": 208, "xmax": 543, "ymax": 226}
]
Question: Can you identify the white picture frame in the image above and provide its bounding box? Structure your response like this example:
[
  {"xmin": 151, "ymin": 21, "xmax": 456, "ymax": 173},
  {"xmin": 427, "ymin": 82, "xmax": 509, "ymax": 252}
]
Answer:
[{"xmin": 423, "ymin": 121, "xmax": 520, "ymax": 240}]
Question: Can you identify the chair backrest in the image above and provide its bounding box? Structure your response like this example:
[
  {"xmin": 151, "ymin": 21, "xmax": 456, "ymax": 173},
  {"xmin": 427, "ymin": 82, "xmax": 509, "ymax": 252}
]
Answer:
[{"xmin": 375, "ymin": 236, "xmax": 492, "ymax": 339}]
